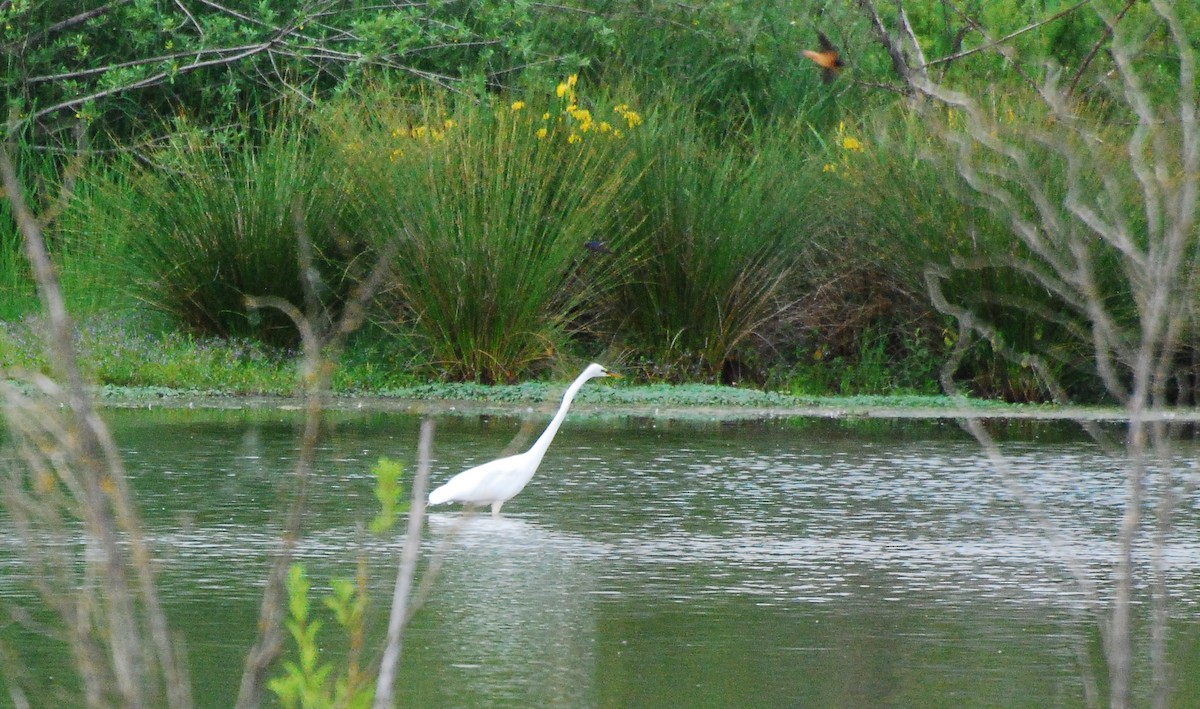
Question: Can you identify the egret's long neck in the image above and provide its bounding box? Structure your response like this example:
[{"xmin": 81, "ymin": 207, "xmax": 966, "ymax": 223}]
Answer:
[{"xmin": 526, "ymin": 374, "xmax": 590, "ymax": 464}]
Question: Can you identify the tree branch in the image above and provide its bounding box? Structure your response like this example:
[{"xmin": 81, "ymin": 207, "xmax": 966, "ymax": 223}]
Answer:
[{"xmin": 921, "ymin": 0, "xmax": 1090, "ymax": 69}]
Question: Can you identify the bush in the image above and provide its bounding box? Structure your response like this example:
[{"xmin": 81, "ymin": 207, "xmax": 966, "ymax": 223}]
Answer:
[
  {"xmin": 65, "ymin": 118, "xmax": 362, "ymax": 346},
  {"xmin": 333, "ymin": 80, "xmax": 641, "ymax": 382},
  {"xmin": 612, "ymin": 106, "xmax": 815, "ymax": 382}
]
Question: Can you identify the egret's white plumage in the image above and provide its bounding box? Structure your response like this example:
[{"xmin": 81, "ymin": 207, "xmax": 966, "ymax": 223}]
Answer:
[{"xmin": 427, "ymin": 363, "xmax": 621, "ymax": 516}]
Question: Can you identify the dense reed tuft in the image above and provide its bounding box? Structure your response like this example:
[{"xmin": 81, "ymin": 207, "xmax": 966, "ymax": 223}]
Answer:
[
  {"xmin": 334, "ymin": 83, "xmax": 641, "ymax": 382},
  {"xmin": 612, "ymin": 108, "xmax": 815, "ymax": 382},
  {"xmin": 63, "ymin": 119, "xmax": 361, "ymax": 346}
]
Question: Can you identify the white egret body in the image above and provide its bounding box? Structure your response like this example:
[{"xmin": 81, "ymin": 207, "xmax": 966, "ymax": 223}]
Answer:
[{"xmin": 427, "ymin": 363, "xmax": 621, "ymax": 516}]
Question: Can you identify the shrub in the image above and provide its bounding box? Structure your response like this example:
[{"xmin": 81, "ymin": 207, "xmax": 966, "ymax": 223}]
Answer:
[
  {"xmin": 66, "ymin": 118, "xmax": 361, "ymax": 346},
  {"xmin": 332, "ymin": 80, "xmax": 641, "ymax": 382},
  {"xmin": 612, "ymin": 107, "xmax": 814, "ymax": 382}
]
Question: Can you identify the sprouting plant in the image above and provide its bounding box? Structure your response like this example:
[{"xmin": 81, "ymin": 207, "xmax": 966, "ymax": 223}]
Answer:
[
  {"xmin": 268, "ymin": 564, "xmax": 334, "ymax": 709},
  {"xmin": 269, "ymin": 458, "xmax": 407, "ymax": 708},
  {"xmin": 369, "ymin": 456, "xmax": 407, "ymax": 535}
]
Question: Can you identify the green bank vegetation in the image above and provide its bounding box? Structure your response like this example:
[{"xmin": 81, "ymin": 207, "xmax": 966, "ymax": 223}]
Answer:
[{"xmin": 1, "ymin": 1, "xmax": 1197, "ymax": 403}]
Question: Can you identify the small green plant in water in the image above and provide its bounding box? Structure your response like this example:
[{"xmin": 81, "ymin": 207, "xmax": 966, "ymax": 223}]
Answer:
[
  {"xmin": 270, "ymin": 457, "xmax": 407, "ymax": 708},
  {"xmin": 369, "ymin": 456, "xmax": 407, "ymax": 535},
  {"xmin": 269, "ymin": 564, "xmax": 337, "ymax": 708}
]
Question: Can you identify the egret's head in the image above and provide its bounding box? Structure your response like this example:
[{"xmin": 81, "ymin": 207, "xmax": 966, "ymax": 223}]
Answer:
[{"xmin": 584, "ymin": 363, "xmax": 622, "ymax": 380}]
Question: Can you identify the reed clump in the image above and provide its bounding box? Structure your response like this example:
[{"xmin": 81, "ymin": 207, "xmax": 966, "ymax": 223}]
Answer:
[
  {"xmin": 330, "ymin": 79, "xmax": 643, "ymax": 383},
  {"xmin": 62, "ymin": 118, "xmax": 362, "ymax": 347}
]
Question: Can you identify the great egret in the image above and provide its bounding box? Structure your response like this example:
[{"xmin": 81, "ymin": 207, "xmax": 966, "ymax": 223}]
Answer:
[{"xmin": 427, "ymin": 363, "xmax": 622, "ymax": 516}]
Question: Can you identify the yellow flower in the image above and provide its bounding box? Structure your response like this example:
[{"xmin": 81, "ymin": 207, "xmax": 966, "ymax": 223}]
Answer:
[
  {"xmin": 391, "ymin": 127, "xmax": 404, "ymax": 138},
  {"xmin": 536, "ymin": 127, "xmax": 548, "ymax": 139},
  {"xmin": 443, "ymin": 119, "xmax": 456, "ymax": 129},
  {"xmin": 598, "ymin": 121, "xmax": 613, "ymax": 134},
  {"xmin": 390, "ymin": 148, "xmax": 404, "ymax": 162},
  {"xmin": 569, "ymin": 107, "xmax": 593, "ymax": 132},
  {"xmin": 841, "ymin": 135, "xmax": 863, "ymax": 152},
  {"xmin": 556, "ymin": 82, "xmax": 570, "ymax": 98},
  {"xmin": 567, "ymin": 74, "xmax": 578, "ymax": 87},
  {"xmin": 568, "ymin": 132, "xmax": 582, "ymax": 144},
  {"xmin": 410, "ymin": 125, "xmax": 428, "ymax": 139},
  {"xmin": 622, "ymin": 110, "xmax": 642, "ymax": 128},
  {"xmin": 542, "ymin": 112, "xmax": 551, "ymax": 121},
  {"xmin": 511, "ymin": 100, "xmax": 526, "ymax": 111},
  {"xmin": 822, "ymin": 163, "xmax": 837, "ymax": 173}
]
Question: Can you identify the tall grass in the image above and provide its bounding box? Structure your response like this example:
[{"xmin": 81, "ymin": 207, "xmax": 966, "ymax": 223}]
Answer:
[
  {"xmin": 810, "ymin": 97, "xmax": 1171, "ymax": 402},
  {"xmin": 0, "ymin": 143, "xmax": 74, "ymax": 319},
  {"xmin": 0, "ymin": 217, "xmax": 33, "ymax": 320},
  {"xmin": 612, "ymin": 108, "xmax": 815, "ymax": 381},
  {"xmin": 331, "ymin": 83, "xmax": 640, "ymax": 382},
  {"xmin": 63, "ymin": 119, "xmax": 360, "ymax": 346}
]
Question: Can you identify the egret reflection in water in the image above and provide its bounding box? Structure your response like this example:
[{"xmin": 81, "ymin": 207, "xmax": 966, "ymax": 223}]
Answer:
[{"xmin": 419, "ymin": 514, "xmax": 608, "ymax": 706}]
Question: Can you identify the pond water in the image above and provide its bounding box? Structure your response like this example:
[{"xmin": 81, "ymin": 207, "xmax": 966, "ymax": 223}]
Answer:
[{"xmin": 3, "ymin": 407, "xmax": 1200, "ymax": 707}]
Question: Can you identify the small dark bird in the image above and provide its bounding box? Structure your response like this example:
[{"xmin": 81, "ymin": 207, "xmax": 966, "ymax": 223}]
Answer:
[
  {"xmin": 802, "ymin": 31, "xmax": 845, "ymax": 83},
  {"xmin": 584, "ymin": 240, "xmax": 613, "ymax": 254}
]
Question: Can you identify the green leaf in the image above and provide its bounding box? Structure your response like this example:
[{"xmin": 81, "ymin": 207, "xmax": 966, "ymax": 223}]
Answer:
[{"xmin": 369, "ymin": 456, "xmax": 406, "ymax": 534}]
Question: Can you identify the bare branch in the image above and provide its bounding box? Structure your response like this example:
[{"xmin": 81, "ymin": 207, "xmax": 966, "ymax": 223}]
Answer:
[
  {"xmin": 4, "ymin": 1, "xmax": 133, "ymax": 56},
  {"xmin": 28, "ymin": 36, "xmax": 288, "ymax": 124},
  {"xmin": 1, "ymin": 132, "xmax": 191, "ymax": 707},
  {"xmin": 922, "ymin": 0, "xmax": 1090, "ymax": 69},
  {"xmin": 373, "ymin": 418, "xmax": 434, "ymax": 709},
  {"xmin": 1066, "ymin": 0, "xmax": 1136, "ymax": 98},
  {"xmin": 234, "ymin": 212, "xmax": 400, "ymax": 709},
  {"xmin": 26, "ymin": 44, "xmax": 277, "ymax": 85}
]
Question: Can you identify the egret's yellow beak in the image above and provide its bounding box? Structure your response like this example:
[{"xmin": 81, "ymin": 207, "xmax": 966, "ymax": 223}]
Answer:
[{"xmin": 606, "ymin": 371, "xmax": 624, "ymax": 379}]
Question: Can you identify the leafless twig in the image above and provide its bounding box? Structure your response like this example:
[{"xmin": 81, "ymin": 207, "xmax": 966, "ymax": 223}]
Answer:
[
  {"xmin": 857, "ymin": 1, "xmax": 1198, "ymax": 706},
  {"xmin": 373, "ymin": 419, "xmax": 434, "ymax": 709},
  {"xmin": 1, "ymin": 128, "xmax": 191, "ymax": 707},
  {"xmin": 233, "ymin": 209, "xmax": 398, "ymax": 708}
]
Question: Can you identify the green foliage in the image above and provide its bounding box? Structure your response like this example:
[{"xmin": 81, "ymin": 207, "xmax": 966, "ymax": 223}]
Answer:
[
  {"xmin": 5, "ymin": 0, "xmax": 1192, "ymax": 401},
  {"xmin": 1, "ymin": 1, "xmax": 575, "ymax": 149},
  {"xmin": 336, "ymin": 81, "xmax": 640, "ymax": 382},
  {"xmin": 269, "ymin": 564, "xmax": 330, "ymax": 709},
  {"xmin": 268, "ymin": 454, "xmax": 412, "ymax": 708},
  {"xmin": 0, "ymin": 233, "xmax": 33, "ymax": 320},
  {"xmin": 614, "ymin": 107, "xmax": 814, "ymax": 381},
  {"xmin": 780, "ymin": 327, "xmax": 942, "ymax": 397},
  {"xmin": 63, "ymin": 116, "xmax": 361, "ymax": 346},
  {"xmin": 550, "ymin": 1, "xmax": 866, "ymax": 133},
  {"xmin": 0, "ymin": 137, "xmax": 90, "ymax": 319},
  {"xmin": 369, "ymin": 457, "xmax": 407, "ymax": 536},
  {"xmin": 269, "ymin": 564, "xmax": 374, "ymax": 709}
]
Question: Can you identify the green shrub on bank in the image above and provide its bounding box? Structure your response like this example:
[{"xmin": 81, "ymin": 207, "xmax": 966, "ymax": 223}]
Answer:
[
  {"xmin": 64, "ymin": 118, "xmax": 361, "ymax": 347},
  {"xmin": 332, "ymin": 80, "xmax": 642, "ymax": 383},
  {"xmin": 612, "ymin": 107, "xmax": 816, "ymax": 382}
]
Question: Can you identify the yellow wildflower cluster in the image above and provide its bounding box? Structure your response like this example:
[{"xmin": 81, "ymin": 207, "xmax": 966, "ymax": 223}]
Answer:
[
  {"xmin": 391, "ymin": 119, "xmax": 455, "ymax": 142},
  {"xmin": 822, "ymin": 121, "xmax": 866, "ymax": 174},
  {"xmin": 511, "ymin": 73, "xmax": 643, "ymax": 145},
  {"xmin": 386, "ymin": 118, "xmax": 457, "ymax": 161}
]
